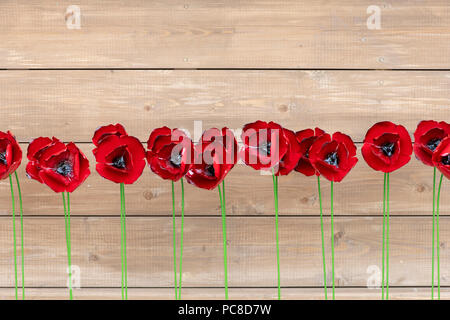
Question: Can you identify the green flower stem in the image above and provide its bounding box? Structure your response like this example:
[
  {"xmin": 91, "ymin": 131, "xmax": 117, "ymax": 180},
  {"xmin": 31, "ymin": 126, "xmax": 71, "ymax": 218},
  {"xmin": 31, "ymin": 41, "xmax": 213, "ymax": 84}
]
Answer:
[
  {"xmin": 120, "ymin": 183, "xmax": 128, "ymax": 299},
  {"xmin": 9, "ymin": 174, "xmax": 18, "ymax": 300},
  {"xmin": 330, "ymin": 180, "xmax": 335, "ymax": 300},
  {"xmin": 119, "ymin": 183, "xmax": 125, "ymax": 300},
  {"xmin": 386, "ymin": 172, "xmax": 390, "ymax": 300},
  {"xmin": 382, "ymin": 172, "xmax": 387, "ymax": 300},
  {"xmin": 62, "ymin": 192, "xmax": 73, "ymax": 300},
  {"xmin": 218, "ymin": 180, "xmax": 229, "ymax": 300},
  {"xmin": 436, "ymin": 173, "xmax": 444, "ymax": 300},
  {"xmin": 431, "ymin": 168, "xmax": 436, "ymax": 299},
  {"xmin": 67, "ymin": 192, "xmax": 73, "ymax": 300},
  {"xmin": 14, "ymin": 172, "xmax": 25, "ymax": 300},
  {"xmin": 272, "ymin": 169, "xmax": 281, "ymax": 300},
  {"xmin": 178, "ymin": 178, "xmax": 185, "ymax": 300},
  {"xmin": 171, "ymin": 181, "xmax": 178, "ymax": 300},
  {"xmin": 68, "ymin": 193, "xmax": 73, "ymax": 300},
  {"xmin": 316, "ymin": 176, "xmax": 327, "ymax": 300}
]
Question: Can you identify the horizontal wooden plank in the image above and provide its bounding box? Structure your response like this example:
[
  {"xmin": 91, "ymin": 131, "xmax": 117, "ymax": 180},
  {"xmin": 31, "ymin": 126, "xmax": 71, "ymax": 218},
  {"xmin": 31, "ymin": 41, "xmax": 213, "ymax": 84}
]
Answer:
[
  {"xmin": 0, "ymin": 217, "xmax": 447, "ymax": 288},
  {"xmin": 0, "ymin": 287, "xmax": 447, "ymax": 300},
  {"xmin": 0, "ymin": 143, "xmax": 448, "ymax": 216},
  {"xmin": 1, "ymin": 70, "xmax": 450, "ymax": 143},
  {"xmin": 2, "ymin": 1, "xmax": 450, "ymax": 68}
]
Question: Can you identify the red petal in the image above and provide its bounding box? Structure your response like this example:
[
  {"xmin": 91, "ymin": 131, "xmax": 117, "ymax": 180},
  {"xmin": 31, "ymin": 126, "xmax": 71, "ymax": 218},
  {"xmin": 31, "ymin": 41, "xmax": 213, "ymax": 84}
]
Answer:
[
  {"xmin": 93, "ymin": 135, "xmax": 122, "ymax": 163},
  {"xmin": 27, "ymin": 137, "xmax": 54, "ymax": 161},
  {"xmin": 332, "ymin": 132, "xmax": 357, "ymax": 157},
  {"xmin": 275, "ymin": 128, "xmax": 301, "ymax": 176},
  {"xmin": 39, "ymin": 140, "xmax": 67, "ymax": 162},
  {"xmin": 295, "ymin": 129, "xmax": 314, "ymax": 144},
  {"xmin": 364, "ymin": 121, "xmax": 398, "ymax": 143},
  {"xmin": 147, "ymin": 127, "xmax": 172, "ymax": 151},
  {"xmin": 38, "ymin": 168, "xmax": 68, "ymax": 193},
  {"xmin": 92, "ymin": 123, "xmax": 127, "ymax": 146},
  {"xmin": 242, "ymin": 120, "xmax": 269, "ymax": 132},
  {"xmin": 433, "ymin": 137, "xmax": 450, "ymax": 179},
  {"xmin": 295, "ymin": 158, "xmax": 316, "ymax": 176},
  {"xmin": 361, "ymin": 143, "xmax": 387, "ymax": 172},
  {"xmin": 396, "ymin": 124, "xmax": 413, "ymax": 157}
]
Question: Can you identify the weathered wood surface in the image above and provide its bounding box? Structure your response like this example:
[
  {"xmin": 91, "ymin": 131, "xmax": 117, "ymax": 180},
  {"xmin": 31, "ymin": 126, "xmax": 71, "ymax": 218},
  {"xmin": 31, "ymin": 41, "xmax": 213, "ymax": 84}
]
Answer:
[
  {"xmin": 0, "ymin": 287, "xmax": 448, "ymax": 300},
  {"xmin": 0, "ymin": 217, "xmax": 447, "ymax": 288},
  {"xmin": 1, "ymin": 0, "xmax": 449, "ymax": 300},
  {"xmin": 2, "ymin": 1, "xmax": 450, "ymax": 69},
  {"xmin": 1, "ymin": 70, "xmax": 450, "ymax": 143}
]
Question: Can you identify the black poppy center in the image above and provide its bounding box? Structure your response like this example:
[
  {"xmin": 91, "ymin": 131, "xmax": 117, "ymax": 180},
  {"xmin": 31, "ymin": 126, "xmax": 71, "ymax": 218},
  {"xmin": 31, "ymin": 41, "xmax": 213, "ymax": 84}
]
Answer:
[
  {"xmin": 442, "ymin": 154, "xmax": 450, "ymax": 166},
  {"xmin": 0, "ymin": 152, "xmax": 7, "ymax": 165},
  {"xmin": 205, "ymin": 164, "xmax": 215, "ymax": 177},
  {"xmin": 381, "ymin": 142, "xmax": 395, "ymax": 157},
  {"xmin": 170, "ymin": 153, "xmax": 182, "ymax": 168},
  {"xmin": 112, "ymin": 155, "xmax": 126, "ymax": 169},
  {"xmin": 56, "ymin": 160, "xmax": 73, "ymax": 177},
  {"xmin": 324, "ymin": 152, "xmax": 339, "ymax": 167},
  {"xmin": 259, "ymin": 141, "xmax": 271, "ymax": 156},
  {"xmin": 427, "ymin": 138, "xmax": 441, "ymax": 152}
]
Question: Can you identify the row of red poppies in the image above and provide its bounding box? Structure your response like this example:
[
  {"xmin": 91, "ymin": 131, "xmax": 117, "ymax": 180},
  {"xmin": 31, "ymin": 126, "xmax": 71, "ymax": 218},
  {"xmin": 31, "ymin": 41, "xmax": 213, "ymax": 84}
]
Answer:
[
  {"xmin": 0, "ymin": 121, "xmax": 450, "ymax": 192},
  {"xmin": 1, "ymin": 120, "xmax": 450, "ymax": 191}
]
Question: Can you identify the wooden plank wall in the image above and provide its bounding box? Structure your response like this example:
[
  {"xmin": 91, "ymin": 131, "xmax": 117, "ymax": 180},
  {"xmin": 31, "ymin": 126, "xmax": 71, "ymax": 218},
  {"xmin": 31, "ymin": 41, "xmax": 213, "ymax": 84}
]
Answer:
[{"xmin": 0, "ymin": 0, "xmax": 449, "ymax": 300}]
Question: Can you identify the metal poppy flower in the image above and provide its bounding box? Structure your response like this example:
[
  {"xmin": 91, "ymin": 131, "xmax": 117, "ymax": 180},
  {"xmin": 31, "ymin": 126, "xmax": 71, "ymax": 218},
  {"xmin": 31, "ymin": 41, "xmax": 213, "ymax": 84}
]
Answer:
[
  {"xmin": 185, "ymin": 127, "xmax": 238, "ymax": 190},
  {"xmin": 240, "ymin": 120, "xmax": 290, "ymax": 172},
  {"xmin": 93, "ymin": 124, "xmax": 146, "ymax": 184},
  {"xmin": 26, "ymin": 137, "xmax": 90, "ymax": 193},
  {"xmin": 294, "ymin": 127, "xmax": 326, "ymax": 176},
  {"xmin": 309, "ymin": 132, "xmax": 358, "ymax": 182},
  {"xmin": 146, "ymin": 126, "xmax": 194, "ymax": 182},
  {"xmin": 362, "ymin": 121, "xmax": 412, "ymax": 173},
  {"xmin": 0, "ymin": 131, "xmax": 22, "ymax": 180},
  {"xmin": 413, "ymin": 120, "xmax": 450, "ymax": 167}
]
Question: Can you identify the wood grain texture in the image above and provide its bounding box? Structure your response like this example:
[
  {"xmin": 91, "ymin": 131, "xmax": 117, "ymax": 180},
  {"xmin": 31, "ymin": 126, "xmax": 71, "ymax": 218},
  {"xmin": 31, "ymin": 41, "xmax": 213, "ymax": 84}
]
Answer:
[
  {"xmin": 0, "ymin": 287, "xmax": 448, "ymax": 300},
  {"xmin": 0, "ymin": 143, "xmax": 449, "ymax": 216},
  {"xmin": 2, "ymin": 0, "xmax": 450, "ymax": 68},
  {"xmin": 1, "ymin": 70, "xmax": 450, "ymax": 143},
  {"xmin": 1, "ymin": 0, "xmax": 449, "ymax": 300},
  {"xmin": 0, "ymin": 217, "xmax": 448, "ymax": 288}
]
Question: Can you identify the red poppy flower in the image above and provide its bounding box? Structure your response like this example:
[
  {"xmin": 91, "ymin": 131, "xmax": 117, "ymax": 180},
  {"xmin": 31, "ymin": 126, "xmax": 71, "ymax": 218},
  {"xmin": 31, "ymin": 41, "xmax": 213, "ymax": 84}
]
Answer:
[
  {"xmin": 309, "ymin": 132, "xmax": 358, "ymax": 182},
  {"xmin": 92, "ymin": 123, "xmax": 127, "ymax": 147},
  {"xmin": 362, "ymin": 121, "xmax": 412, "ymax": 173},
  {"xmin": 432, "ymin": 136, "xmax": 450, "ymax": 179},
  {"xmin": 294, "ymin": 128, "xmax": 326, "ymax": 176},
  {"xmin": 240, "ymin": 121, "xmax": 289, "ymax": 171},
  {"xmin": 26, "ymin": 137, "xmax": 90, "ymax": 193},
  {"xmin": 93, "ymin": 126, "xmax": 146, "ymax": 184},
  {"xmin": 146, "ymin": 126, "xmax": 194, "ymax": 182},
  {"xmin": 186, "ymin": 127, "xmax": 238, "ymax": 190},
  {"xmin": 0, "ymin": 131, "xmax": 22, "ymax": 180},
  {"xmin": 413, "ymin": 120, "xmax": 450, "ymax": 167}
]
